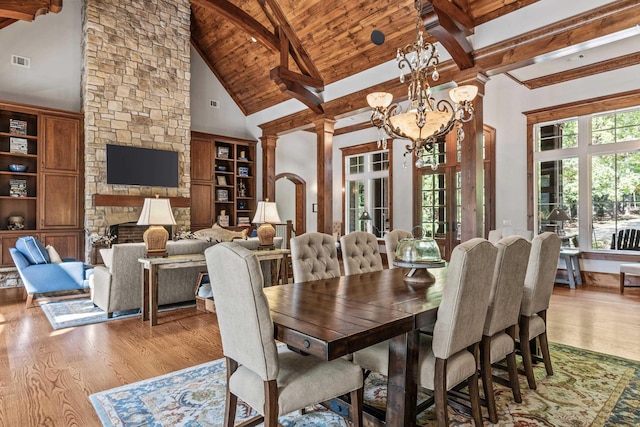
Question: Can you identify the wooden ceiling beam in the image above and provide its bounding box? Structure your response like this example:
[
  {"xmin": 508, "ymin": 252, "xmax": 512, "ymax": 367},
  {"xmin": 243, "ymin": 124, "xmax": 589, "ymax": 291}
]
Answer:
[
  {"xmin": 271, "ymin": 66, "xmax": 324, "ymax": 91},
  {"xmin": 190, "ymin": 0, "xmax": 279, "ymax": 53},
  {"xmin": 0, "ymin": 17, "xmax": 16, "ymax": 28},
  {"xmin": 421, "ymin": 0, "xmax": 474, "ymax": 70},
  {"xmin": 0, "ymin": 0, "xmax": 61, "ymax": 21},
  {"xmin": 272, "ymin": 76, "xmax": 324, "ymax": 114}
]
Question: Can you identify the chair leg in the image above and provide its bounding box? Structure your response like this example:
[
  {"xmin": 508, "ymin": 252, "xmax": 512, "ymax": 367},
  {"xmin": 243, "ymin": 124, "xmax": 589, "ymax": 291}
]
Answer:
[
  {"xmin": 264, "ymin": 380, "xmax": 279, "ymax": 427},
  {"xmin": 349, "ymin": 387, "xmax": 363, "ymax": 427},
  {"xmin": 468, "ymin": 343, "xmax": 483, "ymax": 426},
  {"xmin": 224, "ymin": 358, "xmax": 238, "ymax": 427},
  {"xmin": 620, "ymin": 271, "xmax": 626, "ymax": 294},
  {"xmin": 434, "ymin": 358, "xmax": 448, "ymax": 427},
  {"xmin": 538, "ymin": 311, "xmax": 553, "ymax": 376},
  {"xmin": 519, "ymin": 315, "xmax": 537, "ymax": 390},
  {"xmin": 480, "ymin": 336, "xmax": 498, "ymax": 423},
  {"xmin": 505, "ymin": 326, "xmax": 522, "ymax": 403},
  {"xmin": 25, "ymin": 293, "xmax": 34, "ymax": 308}
]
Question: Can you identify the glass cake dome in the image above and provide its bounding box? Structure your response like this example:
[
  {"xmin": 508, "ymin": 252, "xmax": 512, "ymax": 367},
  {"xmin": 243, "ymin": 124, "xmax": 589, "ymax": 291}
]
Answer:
[{"xmin": 395, "ymin": 227, "xmax": 442, "ymax": 263}]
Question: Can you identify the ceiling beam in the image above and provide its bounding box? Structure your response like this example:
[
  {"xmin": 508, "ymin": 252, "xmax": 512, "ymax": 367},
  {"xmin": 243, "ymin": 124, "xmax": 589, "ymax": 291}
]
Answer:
[
  {"xmin": 0, "ymin": 17, "xmax": 16, "ymax": 28},
  {"xmin": 190, "ymin": 0, "xmax": 279, "ymax": 53},
  {"xmin": 0, "ymin": 0, "xmax": 62, "ymax": 21},
  {"xmin": 259, "ymin": 0, "xmax": 639, "ymax": 135},
  {"xmin": 271, "ymin": 74, "xmax": 324, "ymax": 114},
  {"xmin": 421, "ymin": 0, "xmax": 474, "ymax": 70}
]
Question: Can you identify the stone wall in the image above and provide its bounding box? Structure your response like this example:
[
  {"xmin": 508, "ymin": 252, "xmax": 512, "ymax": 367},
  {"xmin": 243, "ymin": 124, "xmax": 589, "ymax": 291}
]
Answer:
[{"xmin": 82, "ymin": 0, "xmax": 192, "ymax": 255}]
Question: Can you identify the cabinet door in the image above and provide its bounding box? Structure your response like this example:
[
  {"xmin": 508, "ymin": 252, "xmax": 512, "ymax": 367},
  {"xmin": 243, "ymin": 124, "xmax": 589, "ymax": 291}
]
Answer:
[
  {"xmin": 191, "ymin": 182, "xmax": 214, "ymax": 229},
  {"xmin": 191, "ymin": 136, "xmax": 214, "ymax": 181},
  {"xmin": 41, "ymin": 231, "xmax": 82, "ymax": 260},
  {"xmin": 40, "ymin": 173, "xmax": 80, "ymax": 228},
  {"xmin": 41, "ymin": 114, "xmax": 81, "ymax": 173},
  {"xmin": 0, "ymin": 233, "xmax": 37, "ymax": 267}
]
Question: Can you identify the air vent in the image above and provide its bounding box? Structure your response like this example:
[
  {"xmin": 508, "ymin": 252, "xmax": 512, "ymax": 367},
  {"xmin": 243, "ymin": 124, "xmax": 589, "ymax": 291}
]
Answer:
[
  {"xmin": 11, "ymin": 54, "xmax": 31, "ymax": 68},
  {"xmin": 209, "ymin": 99, "xmax": 220, "ymax": 108}
]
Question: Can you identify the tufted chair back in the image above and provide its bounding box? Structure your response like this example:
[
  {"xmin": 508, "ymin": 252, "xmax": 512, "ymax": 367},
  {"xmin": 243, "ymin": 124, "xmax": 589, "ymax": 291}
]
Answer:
[
  {"xmin": 290, "ymin": 232, "xmax": 342, "ymax": 283},
  {"xmin": 340, "ymin": 231, "xmax": 384, "ymax": 276},
  {"xmin": 384, "ymin": 229, "xmax": 412, "ymax": 268}
]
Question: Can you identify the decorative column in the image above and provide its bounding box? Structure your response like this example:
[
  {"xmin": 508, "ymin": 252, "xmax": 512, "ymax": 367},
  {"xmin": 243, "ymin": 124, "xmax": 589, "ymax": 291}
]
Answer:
[
  {"xmin": 260, "ymin": 134, "xmax": 278, "ymax": 202},
  {"xmin": 459, "ymin": 74, "xmax": 488, "ymax": 241},
  {"xmin": 314, "ymin": 118, "xmax": 336, "ymax": 234}
]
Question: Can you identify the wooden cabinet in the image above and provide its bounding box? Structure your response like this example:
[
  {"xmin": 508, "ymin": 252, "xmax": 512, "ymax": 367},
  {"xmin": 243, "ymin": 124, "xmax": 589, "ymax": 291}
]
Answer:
[
  {"xmin": 0, "ymin": 101, "xmax": 84, "ymax": 266},
  {"xmin": 191, "ymin": 131, "xmax": 256, "ymax": 230}
]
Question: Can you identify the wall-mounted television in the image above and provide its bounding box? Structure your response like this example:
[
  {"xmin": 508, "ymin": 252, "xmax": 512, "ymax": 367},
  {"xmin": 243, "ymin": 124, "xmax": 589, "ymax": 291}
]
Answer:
[{"xmin": 106, "ymin": 144, "xmax": 179, "ymax": 188}]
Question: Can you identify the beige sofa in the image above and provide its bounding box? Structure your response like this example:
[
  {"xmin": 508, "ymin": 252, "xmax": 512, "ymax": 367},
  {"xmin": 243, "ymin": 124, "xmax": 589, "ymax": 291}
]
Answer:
[{"xmin": 91, "ymin": 237, "xmax": 283, "ymax": 317}]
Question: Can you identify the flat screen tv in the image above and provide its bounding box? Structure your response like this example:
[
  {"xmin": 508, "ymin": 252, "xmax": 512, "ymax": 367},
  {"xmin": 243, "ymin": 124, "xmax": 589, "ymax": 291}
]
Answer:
[{"xmin": 106, "ymin": 144, "xmax": 179, "ymax": 187}]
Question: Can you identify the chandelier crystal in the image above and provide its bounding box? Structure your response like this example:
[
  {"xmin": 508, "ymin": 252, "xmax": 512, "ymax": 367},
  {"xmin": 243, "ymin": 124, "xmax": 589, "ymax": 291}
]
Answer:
[{"xmin": 367, "ymin": 2, "xmax": 477, "ymax": 169}]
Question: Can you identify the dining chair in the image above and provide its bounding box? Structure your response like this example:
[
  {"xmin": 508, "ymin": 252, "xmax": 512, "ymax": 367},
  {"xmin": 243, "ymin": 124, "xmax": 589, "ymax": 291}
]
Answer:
[
  {"xmin": 205, "ymin": 242, "xmax": 363, "ymax": 427},
  {"xmin": 384, "ymin": 229, "xmax": 412, "ymax": 268},
  {"xmin": 289, "ymin": 232, "xmax": 342, "ymax": 282},
  {"xmin": 519, "ymin": 231, "xmax": 562, "ymax": 390},
  {"xmin": 480, "ymin": 235, "xmax": 531, "ymax": 423},
  {"xmin": 340, "ymin": 231, "xmax": 384, "ymax": 276},
  {"xmin": 353, "ymin": 238, "xmax": 498, "ymax": 426}
]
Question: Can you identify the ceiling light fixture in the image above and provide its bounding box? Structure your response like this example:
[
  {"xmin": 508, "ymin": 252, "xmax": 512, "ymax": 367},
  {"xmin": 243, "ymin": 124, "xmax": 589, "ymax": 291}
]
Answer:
[{"xmin": 366, "ymin": 0, "xmax": 477, "ymax": 169}]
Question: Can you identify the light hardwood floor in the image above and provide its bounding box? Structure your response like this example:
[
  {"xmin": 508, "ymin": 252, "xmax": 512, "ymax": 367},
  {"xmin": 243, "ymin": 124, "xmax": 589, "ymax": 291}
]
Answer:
[{"xmin": 0, "ymin": 284, "xmax": 639, "ymax": 426}]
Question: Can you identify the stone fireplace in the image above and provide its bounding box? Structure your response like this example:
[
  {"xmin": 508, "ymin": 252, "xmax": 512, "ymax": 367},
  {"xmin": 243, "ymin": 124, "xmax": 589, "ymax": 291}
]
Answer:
[{"xmin": 81, "ymin": 0, "xmax": 192, "ymax": 259}]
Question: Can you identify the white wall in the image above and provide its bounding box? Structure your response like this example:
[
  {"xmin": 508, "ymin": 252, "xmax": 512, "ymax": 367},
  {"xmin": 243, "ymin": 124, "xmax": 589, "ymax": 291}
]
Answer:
[{"xmin": 0, "ymin": 0, "xmax": 82, "ymax": 111}]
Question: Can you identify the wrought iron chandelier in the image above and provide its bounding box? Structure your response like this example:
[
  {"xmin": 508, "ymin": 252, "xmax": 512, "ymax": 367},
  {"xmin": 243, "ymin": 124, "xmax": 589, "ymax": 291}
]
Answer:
[{"xmin": 367, "ymin": 1, "xmax": 477, "ymax": 169}]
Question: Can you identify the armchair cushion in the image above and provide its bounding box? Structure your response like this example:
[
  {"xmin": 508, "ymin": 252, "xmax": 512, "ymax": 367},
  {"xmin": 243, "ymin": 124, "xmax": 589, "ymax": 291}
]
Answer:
[{"xmin": 16, "ymin": 236, "xmax": 50, "ymax": 265}]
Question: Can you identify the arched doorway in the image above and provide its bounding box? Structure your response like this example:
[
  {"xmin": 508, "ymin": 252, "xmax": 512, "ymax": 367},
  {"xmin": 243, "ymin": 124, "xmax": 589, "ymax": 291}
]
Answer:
[{"xmin": 275, "ymin": 172, "xmax": 306, "ymax": 235}]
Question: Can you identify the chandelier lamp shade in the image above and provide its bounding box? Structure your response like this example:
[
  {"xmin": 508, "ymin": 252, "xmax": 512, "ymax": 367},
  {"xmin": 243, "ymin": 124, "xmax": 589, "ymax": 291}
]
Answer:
[
  {"xmin": 137, "ymin": 195, "xmax": 176, "ymax": 258},
  {"xmin": 252, "ymin": 200, "xmax": 282, "ymax": 250},
  {"xmin": 367, "ymin": 1, "xmax": 477, "ymax": 169}
]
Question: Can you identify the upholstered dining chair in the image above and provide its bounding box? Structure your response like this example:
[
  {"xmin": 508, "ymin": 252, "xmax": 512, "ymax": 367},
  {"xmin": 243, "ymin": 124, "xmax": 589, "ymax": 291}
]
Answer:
[
  {"xmin": 205, "ymin": 242, "xmax": 363, "ymax": 427},
  {"xmin": 384, "ymin": 229, "xmax": 412, "ymax": 268},
  {"xmin": 340, "ymin": 231, "xmax": 384, "ymax": 276},
  {"xmin": 353, "ymin": 238, "xmax": 498, "ymax": 426},
  {"xmin": 519, "ymin": 231, "xmax": 562, "ymax": 390},
  {"xmin": 480, "ymin": 235, "xmax": 531, "ymax": 423},
  {"xmin": 289, "ymin": 232, "xmax": 342, "ymax": 282}
]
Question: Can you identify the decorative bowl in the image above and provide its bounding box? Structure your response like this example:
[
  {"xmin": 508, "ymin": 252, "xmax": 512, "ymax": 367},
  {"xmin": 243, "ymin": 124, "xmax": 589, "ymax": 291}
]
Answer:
[{"xmin": 8, "ymin": 164, "xmax": 28, "ymax": 172}]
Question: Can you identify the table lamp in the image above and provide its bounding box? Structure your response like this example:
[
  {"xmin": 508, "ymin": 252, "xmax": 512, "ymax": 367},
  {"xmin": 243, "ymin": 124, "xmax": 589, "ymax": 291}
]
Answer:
[
  {"xmin": 252, "ymin": 200, "xmax": 281, "ymax": 250},
  {"xmin": 547, "ymin": 207, "xmax": 570, "ymax": 235},
  {"xmin": 137, "ymin": 195, "xmax": 176, "ymax": 257}
]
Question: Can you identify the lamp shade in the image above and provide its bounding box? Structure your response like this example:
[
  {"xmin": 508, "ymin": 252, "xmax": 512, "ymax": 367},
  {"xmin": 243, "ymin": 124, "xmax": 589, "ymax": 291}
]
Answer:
[
  {"xmin": 137, "ymin": 197, "xmax": 176, "ymax": 226},
  {"xmin": 252, "ymin": 201, "xmax": 281, "ymax": 224},
  {"xmin": 359, "ymin": 210, "xmax": 372, "ymax": 221},
  {"xmin": 367, "ymin": 92, "xmax": 393, "ymax": 109},
  {"xmin": 547, "ymin": 208, "xmax": 570, "ymax": 222},
  {"xmin": 449, "ymin": 85, "xmax": 478, "ymax": 104}
]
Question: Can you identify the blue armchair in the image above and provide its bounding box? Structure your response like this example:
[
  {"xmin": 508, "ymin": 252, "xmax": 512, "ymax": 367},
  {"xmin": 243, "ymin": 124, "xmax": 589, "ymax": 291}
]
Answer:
[{"xmin": 10, "ymin": 236, "xmax": 93, "ymax": 307}]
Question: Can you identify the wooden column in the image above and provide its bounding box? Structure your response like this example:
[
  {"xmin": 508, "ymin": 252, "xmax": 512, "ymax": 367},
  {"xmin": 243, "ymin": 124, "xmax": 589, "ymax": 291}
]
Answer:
[
  {"xmin": 459, "ymin": 75, "xmax": 488, "ymax": 241},
  {"xmin": 314, "ymin": 118, "xmax": 336, "ymax": 234},
  {"xmin": 260, "ymin": 134, "xmax": 278, "ymax": 201}
]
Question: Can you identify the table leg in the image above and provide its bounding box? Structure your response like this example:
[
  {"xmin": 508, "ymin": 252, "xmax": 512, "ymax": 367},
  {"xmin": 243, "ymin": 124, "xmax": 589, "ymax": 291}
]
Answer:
[
  {"xmin": 386, "ymin": 330, "xmax": 419, "ymax": 427},
  {"xmin": 281, "ymin": 254, "xmax": 289, "ymax": 285},
  {"xmin": 141, "ymin": 265, "xmax": 149, "ymax": 321},
  {"xmin": 572, "ymin": 255, "xmax": 583, "ymax": 285},
  {"xmin": 150, "ymin": 264, "xmax": 159, "ymax": 326},
  {"xmin": 563, "ymin": 254, "xmax": 576, "ymax": 289}
]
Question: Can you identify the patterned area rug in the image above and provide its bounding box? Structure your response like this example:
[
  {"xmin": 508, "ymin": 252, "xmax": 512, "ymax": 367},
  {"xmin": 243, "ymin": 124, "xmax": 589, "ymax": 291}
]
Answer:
[
  {"xmin": 40, "ymin": 298, "xmax": 194, "ymax": 330},
  {"xmin": 90, "ymin": 343, "xmax": 639, "ymax": 426}
]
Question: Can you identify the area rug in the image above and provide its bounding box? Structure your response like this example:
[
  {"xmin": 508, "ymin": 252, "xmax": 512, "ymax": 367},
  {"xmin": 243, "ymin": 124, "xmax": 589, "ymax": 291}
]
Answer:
[
  {"xmin": 40, "ymin": 298, "xmax": 195, "ymax": 330},
  {"xmin": 89, "ymin": 342, "xmax": 640, "ymax": 426}
]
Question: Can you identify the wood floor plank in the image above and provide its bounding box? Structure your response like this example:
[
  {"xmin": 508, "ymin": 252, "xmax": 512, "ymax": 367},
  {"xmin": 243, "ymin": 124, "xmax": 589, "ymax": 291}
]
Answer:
[{"xmin": 0, "ymin": 283, "xmax": 639, "ymax": 425}]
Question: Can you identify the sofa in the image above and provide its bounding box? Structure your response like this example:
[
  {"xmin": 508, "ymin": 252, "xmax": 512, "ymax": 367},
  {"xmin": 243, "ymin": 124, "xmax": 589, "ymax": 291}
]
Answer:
[
  {"xmin": 10, "ymin": 236, "xmax": 93, "ymax": 307},
  {"xmin": 92, "ymin": 237, "xmax": 283, "ymax": 317}
]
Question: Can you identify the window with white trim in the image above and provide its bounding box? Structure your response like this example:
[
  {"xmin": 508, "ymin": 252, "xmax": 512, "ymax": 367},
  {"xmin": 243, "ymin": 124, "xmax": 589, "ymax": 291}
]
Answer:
[{"xmin": 534, "ymin": 106, "xmax": 640, "ymax": 250}]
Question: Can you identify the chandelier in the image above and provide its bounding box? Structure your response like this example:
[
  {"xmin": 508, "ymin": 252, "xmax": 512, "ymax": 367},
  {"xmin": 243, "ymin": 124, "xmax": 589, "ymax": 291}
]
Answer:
[{"xmin": 367, "ymin": 2, "xmax": 477, "ymax": 169}]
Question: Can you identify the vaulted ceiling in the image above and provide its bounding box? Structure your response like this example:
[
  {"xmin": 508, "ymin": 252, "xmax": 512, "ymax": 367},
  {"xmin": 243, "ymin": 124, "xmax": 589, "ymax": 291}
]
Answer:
[{"xmin": 2, "ymin": 0, "xmax": 639, "ymax": 121}]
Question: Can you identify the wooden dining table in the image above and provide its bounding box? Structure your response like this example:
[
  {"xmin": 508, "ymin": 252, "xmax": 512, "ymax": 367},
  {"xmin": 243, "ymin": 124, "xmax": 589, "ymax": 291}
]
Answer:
[{"xmin": 262, "ymin": 266, "xmax": 447, "ymax": 427}]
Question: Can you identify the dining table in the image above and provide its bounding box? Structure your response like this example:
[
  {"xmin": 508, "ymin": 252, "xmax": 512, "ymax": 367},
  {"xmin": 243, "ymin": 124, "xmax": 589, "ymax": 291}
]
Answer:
[{"xmin": 262, "ymin": 266, "xmax": 447, "ymax": 427}]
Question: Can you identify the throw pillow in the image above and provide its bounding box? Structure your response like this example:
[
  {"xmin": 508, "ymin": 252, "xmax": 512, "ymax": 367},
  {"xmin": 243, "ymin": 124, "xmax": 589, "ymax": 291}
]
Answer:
[
  {"xmin": 16, "ymin": 236, "xmax": 50, "ymax": 265},
  {"xmin": 45, "ymin": 245, "xmax": 63, "ymax": 263}
]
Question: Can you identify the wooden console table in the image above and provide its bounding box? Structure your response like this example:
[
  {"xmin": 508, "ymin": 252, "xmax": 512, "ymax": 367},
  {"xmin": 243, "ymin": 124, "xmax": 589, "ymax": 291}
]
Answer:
[{"xmin": 139, "ymin": 249, "xmax": 290, "ymax": 326}]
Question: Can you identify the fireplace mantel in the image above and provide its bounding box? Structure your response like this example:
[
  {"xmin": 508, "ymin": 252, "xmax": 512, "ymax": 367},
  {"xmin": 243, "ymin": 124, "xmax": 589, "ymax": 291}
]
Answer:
[{"xmin": 93, "ymin": 194, "xmax": 190, "ymax": 208}]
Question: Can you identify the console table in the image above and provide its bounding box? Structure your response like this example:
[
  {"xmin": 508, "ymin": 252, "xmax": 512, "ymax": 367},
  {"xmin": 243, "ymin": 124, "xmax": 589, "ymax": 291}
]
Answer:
[{"xmin": 139, "ymin": 249, "xmax": 290, "ymax": 326}]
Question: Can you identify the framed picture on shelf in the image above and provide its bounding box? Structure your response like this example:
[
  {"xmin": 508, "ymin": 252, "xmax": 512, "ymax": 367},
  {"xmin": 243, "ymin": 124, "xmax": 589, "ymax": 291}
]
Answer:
[
  {"xmin": 10, "ymin": 137, "xmax": 28, "ymax": 154},
  {"xmin": 217, "ymin": 175, "xmax": 227, "ymax": 186},
  {"xmin": 217, "ymin": 189, "xmax": 229, "ymax": 201},
  {"xmin": 9, "ymin": 179, "xmax": 27, "ymax": 197},
  {"xmin": 217, "ymin": 146, "xmax": 230, "ymax": 159},
  {"xmin": 238, "ymin": 166, "xmax": 249, "ymax": 176},
  {"xmin": 218, "ymin": 215, "xmax": 230, "ymax": 227},
  {"xmin": 9, "ymin": 119, "xmax": 27, "ymax": 135}
]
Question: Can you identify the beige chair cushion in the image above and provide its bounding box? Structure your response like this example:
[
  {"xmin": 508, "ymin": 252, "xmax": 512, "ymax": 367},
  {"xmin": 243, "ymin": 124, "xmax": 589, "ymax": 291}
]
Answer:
[
  {"xmin": 384, "ymin": 229, "xmax": 412, "ymax": 268},
  {"xmin": 483, "ymin": 236, "xmax": 531, "ymax": 337},
  {"xmin": 206, "ymin": 242, "xmax": 363, "ymax": 416},
  {"xmin": 520, "ymin": 232, "xmax": 562, "ymax": 317},
  {"xmin": 340, "ymin": 231, "xmax": 384, "ymax": 276},
  {"xmin": 290, "ymin": 232, "xmax": 341, "ymax": 282}
]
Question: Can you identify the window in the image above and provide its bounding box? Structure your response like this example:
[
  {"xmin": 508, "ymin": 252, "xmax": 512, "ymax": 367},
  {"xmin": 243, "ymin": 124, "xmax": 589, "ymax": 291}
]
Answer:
[
  {"xmin": 343, "ymin": 146, "xmax": 390, "ymax": 238},
  {"xmin": 533, "ymin": 106, "xmax": 640, "ymax": 250}
]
